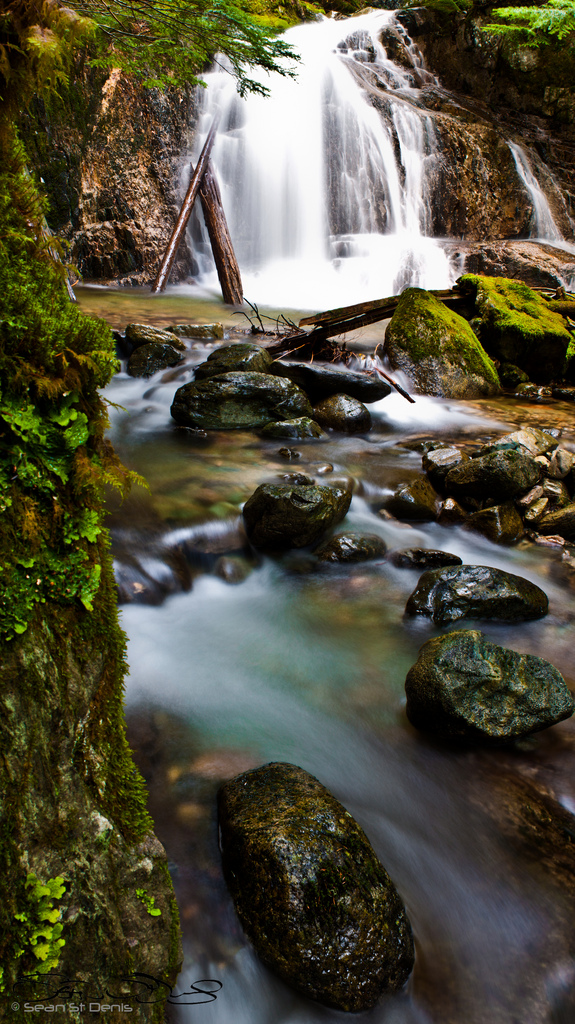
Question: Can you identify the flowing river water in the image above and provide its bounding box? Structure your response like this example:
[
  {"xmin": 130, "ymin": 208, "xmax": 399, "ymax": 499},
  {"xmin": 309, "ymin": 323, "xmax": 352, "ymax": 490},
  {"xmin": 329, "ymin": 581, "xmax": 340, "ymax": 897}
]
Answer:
[{"xmin": 79, "ymin": 8, "xmax": 575, "ymax": 1023}]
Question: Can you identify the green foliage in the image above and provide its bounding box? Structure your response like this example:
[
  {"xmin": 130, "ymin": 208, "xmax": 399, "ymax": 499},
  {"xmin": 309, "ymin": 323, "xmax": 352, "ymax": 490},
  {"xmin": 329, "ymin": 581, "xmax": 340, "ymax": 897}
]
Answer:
[
  {"xmin": 484, "ymin": 0, "xmax": 575, "ymax": 46},
  {"xmin": 136, "ymin": 888, "xmax": 162, "ymax": 916},
  {"xmin": 0, "ymin": 133, "xmax": 139, "ymax": 641},
  {"xmin": 0, "ymin": 873, "xmax": 66, "ymax": 992}
]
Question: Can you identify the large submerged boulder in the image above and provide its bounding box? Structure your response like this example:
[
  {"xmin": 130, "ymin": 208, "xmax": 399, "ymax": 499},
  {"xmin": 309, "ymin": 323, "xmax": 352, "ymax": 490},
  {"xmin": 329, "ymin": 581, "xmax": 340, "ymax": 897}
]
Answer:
[
  {"xmin": 459, "ymin": 275, "xmax": 574, "ymax": 383},
  {"xmin": 171, "ymin": 372, "xmax": 312, "ymax": 430},
  {"xmin": 405, "ymin": 631, "xmax": 574, "ymax": 743},
  {"xmin": 405, "ymin": 564, "xmax": 549, "ymax": 624},
  {"xmin": 243, "ymin": 483, "xmax": 352, "ymax": 550},
  {"xmin": 218, "ymin": 762, "xmax": 414, "ymax": 1012},
  {"xmin": 384, "ymin": 287, "xmax": 500, "ymax": 398}
]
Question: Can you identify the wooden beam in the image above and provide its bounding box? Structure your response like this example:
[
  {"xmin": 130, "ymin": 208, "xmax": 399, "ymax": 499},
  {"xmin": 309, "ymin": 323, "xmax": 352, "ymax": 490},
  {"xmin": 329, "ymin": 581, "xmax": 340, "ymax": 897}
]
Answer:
[
  {"xmin": 151, "ymin": 114, "xmax": 220, "ymax": 293},
  {"xmin": 199, "ymin": 161, "xmax": 243, "ymax": 306}
]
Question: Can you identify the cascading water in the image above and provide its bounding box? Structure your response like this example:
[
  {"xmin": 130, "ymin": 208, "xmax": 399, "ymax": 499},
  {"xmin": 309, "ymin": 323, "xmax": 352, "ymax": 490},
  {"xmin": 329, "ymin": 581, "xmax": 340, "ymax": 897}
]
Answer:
[
  {"xmin": 186, "ymin": 10, "xmax": 455, "ymax": 309},
  {"xmin": 508, "ymin": 141, "xmax": 563, "ymax": 242}
]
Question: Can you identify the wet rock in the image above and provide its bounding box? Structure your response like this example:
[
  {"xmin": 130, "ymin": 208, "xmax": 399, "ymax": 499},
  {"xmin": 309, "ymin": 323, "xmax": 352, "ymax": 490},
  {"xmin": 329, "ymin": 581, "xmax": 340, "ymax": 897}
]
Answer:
[
  {"xmin": 444, "ymin": 449, "xmax": 540, "ymax": 503},
  {"xmin": 514, "ymin": 383, "xmax": 553, "ymax": 402},
  {"xmin": 524, "ymin": 497, "xmax": 549, "ymax": 524},
  {"xmin": 390, "ymin": 548, "xmax": 462, "ymax": 569},
  {"xmin": 499, "ymin": 362, "xmax": 530, "ymax": 389},
  {"xmin": 465, "ymin": 503, "xmax": 524, "ymax": 544},
  {"xmin": 260, "ymin": 417, "xmax": 326, "ymax": 439},
  {"xmin": 127, "ymin": 341, "xmax": 184, "ymax": 378},
  {"xmin": 194, "ymin": 343, "xmax": 272, "ymax": 380},
  {"xmin": 213, "ymin": 556, "xmax": 252, "ymax": 584},
  {"xmin": 548, "ymin": 448, "xmax": 575, "ymax": 480},
  {"xmin": 243, "ymin": 483, "xmax": 352, "ymax": 550},
  {"xmin": 278, "ymin": 447, "xmax": 301, "ymax": 459},
  {"xmin": 313, "ymin": 394, "xmax": 372, "ymax": 433},
  {"xmin": 543, "ymin": 478, "xmax": 571, "ymax": 508},
  {"xmin": 385, "ymin": 477, "xmax": 439, "ymax": 521},
  {"xmin": 478, "ymin": 427, "xmax": 558, "ymax": 458},
  {"xmin": 314, "ymin": 532, "xmax": 387, "ymax": 563},
  {"xmin": 171, "ymin": 372, "xmax": 313, "ymax": 430},
  {"xmin": 125, "ymin": 323, "xmax": 187, "ymax": 351},
  {"xmin": 405, "ymin": 564, "xmax": 549, "ymax": 624},
  {"xmin": 218, "ymin": 762, "xmax": 414, "ymax": 1012},
  {"xmin": 552, "ymin": 386, "xmax": 575, "ymax": 402},
  {"xmin": 271, "ymin": 360, "xmax": 391, "ymax": 403},
  {"xmin": 422, "ymin": 446, "xmax": 469, "ymax": 490},
  {"xmin": 169, "ymin": 322, "xmax": 224, "ymax": 339},
  {"xmin": 459, "ymin": 275, "xmax": 573, "ymax": 383},
  {"xmin": 537, "ymin": 504, "xmax": 575, "ymax": 541},
  {"xmin": 384, "ymin": 287, "xmax": 500, "ymax": 398},
  {"xmin": 437, "ymin": 497, "xmax": 468, "ymax": 525},
  {"xmin": 405, "ymin": 630, "xmax": 574, "ymax": 743}
]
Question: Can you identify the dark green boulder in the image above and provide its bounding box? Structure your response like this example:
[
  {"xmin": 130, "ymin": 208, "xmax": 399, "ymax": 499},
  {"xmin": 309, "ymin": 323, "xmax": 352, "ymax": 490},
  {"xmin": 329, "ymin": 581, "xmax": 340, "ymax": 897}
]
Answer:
[
  {"xmin": 194, "ymin": 342, "xmax": 272, "ymax": 380},
  {"xmin": 271, "ymin": 360, "xmax": 391, "ymax": 403},
  {"xmin": 405, "ymin": 564, "xmax": 548, "ymax": 624},
  {"xmin": 171, "ymin": 372, "xmax": 312, "ymax": 430},
  {"xmin": 127, "ymin": 341, "xmax": 183, "ymax": 378},
  {"xmin": 313, "ymin": 394, "xmax": 372, "ymax": 433},
  {"xmin": 218, "ymin": 763, "xmax": 414, "ymax": 1012},
  {"xmin": 465, "ymin": 503, "xmax": 524, "ymax": 544},
  {"xmin": 384, "ymin": 288, "xmax": 500, "ymax": 398},
  {"xmin": 444, "ymin": 449, "xmax": 540, "ymax": 503},
  {"xmin": 405, "ymin": 630, "xmax": 574, "ymax": 743},
  {"xmin": 243, "ymin": 483, "xmax": 352, "ymax": 550},
  {"xmin": 385, "ymin": 477, "xmax": 439, "ymax": 520},
  {"xmin": 459, "ymin": 275, "xmax": 574, "ymax": 383},
  {"xmin": 314, "ymin": 532, "xmax": 387, "ymax": 562}
]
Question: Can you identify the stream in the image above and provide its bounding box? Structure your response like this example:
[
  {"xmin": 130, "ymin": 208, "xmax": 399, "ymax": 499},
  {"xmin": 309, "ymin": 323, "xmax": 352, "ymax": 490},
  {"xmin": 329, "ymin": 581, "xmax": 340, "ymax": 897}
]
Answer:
[{"xmin": 80, "ymin": 8, "xmax": 575, "ymax": 1023}]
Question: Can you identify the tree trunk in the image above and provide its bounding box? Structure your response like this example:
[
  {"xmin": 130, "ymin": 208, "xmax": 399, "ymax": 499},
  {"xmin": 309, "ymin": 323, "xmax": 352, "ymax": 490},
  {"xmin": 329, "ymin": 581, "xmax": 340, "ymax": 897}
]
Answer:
[{"xmin": 199, "ymin": 161, "xmax": 243, "ymax": 306}]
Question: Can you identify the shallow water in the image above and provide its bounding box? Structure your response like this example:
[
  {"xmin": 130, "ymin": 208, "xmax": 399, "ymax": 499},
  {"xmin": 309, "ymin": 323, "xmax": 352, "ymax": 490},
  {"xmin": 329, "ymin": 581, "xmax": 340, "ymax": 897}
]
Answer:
[{"xmin": 83, "ymin": 287, "xmax": 575, "ymax": 1024}]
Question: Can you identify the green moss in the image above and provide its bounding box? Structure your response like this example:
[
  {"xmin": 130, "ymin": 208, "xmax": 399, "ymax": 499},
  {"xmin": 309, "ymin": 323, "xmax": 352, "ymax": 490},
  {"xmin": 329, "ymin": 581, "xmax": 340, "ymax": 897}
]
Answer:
[{"xmin": 459, "ymin": 274, "xmax": 574, "ymax": 381}]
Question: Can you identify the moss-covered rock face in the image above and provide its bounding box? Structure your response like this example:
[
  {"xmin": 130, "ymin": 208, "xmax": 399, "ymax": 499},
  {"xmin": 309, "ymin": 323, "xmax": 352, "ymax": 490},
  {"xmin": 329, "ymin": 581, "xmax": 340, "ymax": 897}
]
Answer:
[
  {"xmin": 405, "ymin": 631, "xmax": 574, "ymax": 744},
  {"xmin": 194, "ymin": 343, "xmax": 272, "ymax": 380},
  {"xmin": 459, "ymin": 275, "xmax": 574, "ymax": 383},
  {"xmin": 243, "ymin": 483, "xmax": 352, "ymax": 550},
  {"xmin": 405, "ymin": 565, "xmax": 549, "ymax": 625},
  {"xmin": 271, "ymin": 360, "xmax": 391, "ymax": 403},
  {"xmin": 218, "ymin": 762, "xmax": 414, "ymax": 1012},
  {"xmin": 170, "ymin": 372, "xmax": 313, "ymax": 429},
  {"xmin": 384, "ymin": 288, "xmax": 500, "ymax": 398},
  {"xmin": 313, "ymin": 532, "xmax": 387, "ymax": 562}
]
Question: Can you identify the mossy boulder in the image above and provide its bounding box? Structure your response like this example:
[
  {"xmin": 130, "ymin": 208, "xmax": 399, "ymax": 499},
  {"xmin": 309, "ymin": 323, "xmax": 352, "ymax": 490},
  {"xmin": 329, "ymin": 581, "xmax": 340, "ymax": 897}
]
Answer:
[
  {"xmin": 218, "ymin": 763, "xmax": 414, "ymax": 1012},
  {"xmin": 444, "ymin": 449, "xmax": 540, "ymax": 502},
  {"xmin": 243, "ymin": 483, "xmax": 352, "ymax": 550},
  {"xmin": 384, "ymin": 287, "xmax": 500, "ymax": 398},
  {"xmin": 459, "ymin": 275, "xmax": 574, "ymax": 383},
  {"xmin": 127, "ymin": 341, "xmax": 183, "ymax": 378},
  {"xmin": 465, "ymin": 503, "xmax": 524, "ymax": 544},
  {"xmin": 170, "ymin": 372, "xmax": 313, "ymax": 430},
  {"xmin": 271, "ymin": 360, "xmax": 391, "ymax": 403},
  {"xmin": 260, "ymin": 416, "xmax": 325, "ymax": 439},
  {"xmin": 313, "ymin": 393, "xmax": 372, "ymax": 433},
  {"xmin": 405, "ymin": 565, "xmax": 549, "ymax": 624},
  {"xmin": 194, "ymin": 342, "xmax": 272, "ymax": 380},
  {"xmin": 390, "ymin": 548, "xmax": 462, "ymax": 569},
  {"xmin": 385, "ymin": 476, "xmax": 439, "ymax": 520},
  {"xmin": 405, "ymin": 631, "xmax": 574, "ymax": 743},
  {"xmin": 314, "ymin": 532, "xmax": 387, "ymax": 562}
]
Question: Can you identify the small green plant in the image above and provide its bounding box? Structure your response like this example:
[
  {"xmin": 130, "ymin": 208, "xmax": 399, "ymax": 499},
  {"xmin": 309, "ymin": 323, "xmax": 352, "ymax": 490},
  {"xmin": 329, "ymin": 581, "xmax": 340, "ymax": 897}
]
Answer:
[
  {"xmin": 0, "ymin": 874, "xmax": 67, "ymax": 992},
  {"xmin": 484, "ymin": 0, "xmax": 575, "ymax": 47},
  {"xmin": 136, "ymin": 888, "xmax": 162, "ymax": 917}
]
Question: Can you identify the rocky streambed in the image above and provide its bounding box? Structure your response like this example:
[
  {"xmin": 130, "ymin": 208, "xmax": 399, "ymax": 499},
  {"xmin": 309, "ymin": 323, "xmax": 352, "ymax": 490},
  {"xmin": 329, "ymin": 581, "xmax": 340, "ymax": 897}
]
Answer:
[{"xmin": 85, "ymin": 285, "xmax": 575, "ymax": 1024}]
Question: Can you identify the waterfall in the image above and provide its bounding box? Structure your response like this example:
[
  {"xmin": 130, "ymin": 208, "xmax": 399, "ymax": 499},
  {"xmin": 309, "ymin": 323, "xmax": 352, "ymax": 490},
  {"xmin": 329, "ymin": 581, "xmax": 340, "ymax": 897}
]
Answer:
[
  {"xmin": 186, "ymin": 10, "xmax": 455, "ymax": 309},
  {"xmin": 508, "ymin": 141, "xmax": 563, "ymax": 242}
]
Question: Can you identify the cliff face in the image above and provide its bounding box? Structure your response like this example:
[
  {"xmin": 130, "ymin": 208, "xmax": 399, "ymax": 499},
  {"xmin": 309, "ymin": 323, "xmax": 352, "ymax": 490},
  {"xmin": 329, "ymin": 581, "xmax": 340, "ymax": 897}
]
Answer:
[{"xmin": 25, "ymin": 73, "xmax": 197, "ymax": 285}]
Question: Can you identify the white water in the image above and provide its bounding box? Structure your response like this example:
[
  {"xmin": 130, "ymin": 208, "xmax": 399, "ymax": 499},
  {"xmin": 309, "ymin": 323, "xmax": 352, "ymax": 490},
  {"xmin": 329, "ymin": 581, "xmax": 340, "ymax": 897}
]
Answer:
[
  {"xmin": 508, "ymin": 141, "xmax": 563, "ymax": 242},
  {"xmin": 186, "ymin": 11, "xmax": 454, "ymax": 309}
]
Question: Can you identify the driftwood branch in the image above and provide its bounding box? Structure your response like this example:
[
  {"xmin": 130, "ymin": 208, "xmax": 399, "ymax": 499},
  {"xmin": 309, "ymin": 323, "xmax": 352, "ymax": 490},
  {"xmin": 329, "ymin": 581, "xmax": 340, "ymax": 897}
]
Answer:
[
  {"xmin": 151, "ymin": 113, "xmax": 220, "ymax": 293},
  {"xmin": 198, "ymin": 161, "xmax": 243, "ymax": 306}
]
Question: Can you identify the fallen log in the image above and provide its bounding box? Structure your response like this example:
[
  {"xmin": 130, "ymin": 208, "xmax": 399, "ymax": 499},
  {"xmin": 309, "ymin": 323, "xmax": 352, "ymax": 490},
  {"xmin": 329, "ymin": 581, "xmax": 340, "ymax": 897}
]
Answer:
[
  {"xmin": 151, "ymin": 113, "xmax": 220, "ymax": 293},
  {"xmin": 298, "ymin": 287, "xmax": 470, "ymax": 341},
  {"xmin": 199, "ymin": 161, "xmax": 243, "ymax": 306}
]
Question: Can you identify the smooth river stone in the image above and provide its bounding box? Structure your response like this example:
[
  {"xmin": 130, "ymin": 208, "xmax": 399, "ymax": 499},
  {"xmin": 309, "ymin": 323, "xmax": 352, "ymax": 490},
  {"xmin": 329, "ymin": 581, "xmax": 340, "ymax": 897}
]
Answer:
[
  {"xmin": 405, "ymin": 564, "xmax": 549, "ymax": 624},
  {"xmin": 194, "ymin": 342, "xmax": 272, "ymax": 380},
  {"xmin": 170, "ymin": 371, "xmax": 312, "ymax": 430},
  {"xmin": 271, "ymin": 360, "xmax": 391, "ymax": 403},
  {"xmin": 243, "ymin": 483, "xmax": 351, "ymax": 550},
  {"xmin": 218, "ymin": 762, "xmax": 414, "ymax": 1012},
  {"xmin": 314, "ymin": 532, "xmax": 387, "ymax": 562},
  {"xmin": 405, "ymin": 630, "xmax": 574, "ymax": 743}
]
